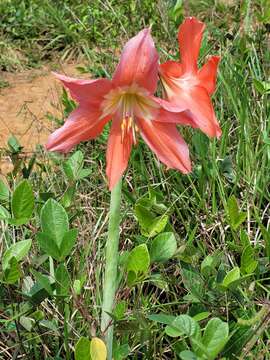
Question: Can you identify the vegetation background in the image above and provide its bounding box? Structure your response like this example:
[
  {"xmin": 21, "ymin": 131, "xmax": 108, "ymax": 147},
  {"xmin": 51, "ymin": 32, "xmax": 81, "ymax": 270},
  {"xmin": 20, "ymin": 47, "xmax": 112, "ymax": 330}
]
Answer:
[{"xmin": 0, "ymin": 0, "xmax": 269, "ymax": 359}]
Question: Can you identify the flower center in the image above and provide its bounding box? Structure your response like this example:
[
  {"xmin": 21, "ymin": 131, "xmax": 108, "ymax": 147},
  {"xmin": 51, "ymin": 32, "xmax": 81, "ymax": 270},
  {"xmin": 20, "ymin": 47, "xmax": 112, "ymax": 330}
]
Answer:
[{"xmin": 101, "ymin": 83, "xmax": 159, "ymax": 144}]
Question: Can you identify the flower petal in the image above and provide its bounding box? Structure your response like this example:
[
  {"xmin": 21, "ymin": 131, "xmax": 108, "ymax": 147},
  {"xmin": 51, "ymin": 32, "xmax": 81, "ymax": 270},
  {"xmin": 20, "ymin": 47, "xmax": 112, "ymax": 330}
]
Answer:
[
  {"xmin": 178, "ymin": 17, "xmax": 205, "ymax": 73},
  {"xmin": 177, "ymin": 86, "xmax": 221, "ymax": 138},
  {"xmin": 137, "ymin": 119, "xmax": 191, "ymax": 173},
  {"xmin": 198, "ymin": 56, "xmax": 220, "ymax": 95},
  {"xmin": 46, "ymin": 107, "xmax": 110, "ymax": 153},
  {"xmin": 106, "ymin": 116, "xmax": 133, "ymax": 190},
  {"xmin": 53, "ymin": 73, "xmax": 112, "ymax": 106},
  {"xmin": 112, "ymin": 28, "xmax": 159, "ymax": 93},
  {"xmin": 159, "ymin": 60, "xmax": 183, "ymax": 78}
]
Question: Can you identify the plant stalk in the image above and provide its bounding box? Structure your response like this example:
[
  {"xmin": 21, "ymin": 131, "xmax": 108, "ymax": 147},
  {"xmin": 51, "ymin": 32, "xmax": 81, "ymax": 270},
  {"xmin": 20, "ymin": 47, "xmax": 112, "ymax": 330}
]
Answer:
[{"xmin": 101, "ymin": 179, "xmax": 122, "ymax": 359}]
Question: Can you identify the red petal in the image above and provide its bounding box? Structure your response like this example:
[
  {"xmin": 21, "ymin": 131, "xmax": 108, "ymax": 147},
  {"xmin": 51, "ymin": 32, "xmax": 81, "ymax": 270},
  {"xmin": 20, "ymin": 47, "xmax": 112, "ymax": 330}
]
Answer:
[
  {"xmin": 137, "ymin": 119, "xmax": 191, "ymax": 173},
  {"xmin": 198, "ymin": 56, "xmax": 220, "ymax": 95},
  {"xmin": 178, "ymin": 17, "xmax": 205, "ymax": 73},
  {"xmin": 53, "ymin": 73, "xmax": 112, "ymax": 106},
  {"xmin": 46, "ymin": 107, "xmax": 109, "ymax": 153},
  {"xmin": 159, "ymin": 61, "xmax": 183, "ymax": 78},
  {"xmin": 112, "ymin": 29, "xmax": 159, "ymax": 93},
  {"xmin": 106, "ymin": 116, "xmax": 133, "ymax": 190},
  {"xmin": 181, "ymin": 86, "xmax": 221, "ymax": 138}
]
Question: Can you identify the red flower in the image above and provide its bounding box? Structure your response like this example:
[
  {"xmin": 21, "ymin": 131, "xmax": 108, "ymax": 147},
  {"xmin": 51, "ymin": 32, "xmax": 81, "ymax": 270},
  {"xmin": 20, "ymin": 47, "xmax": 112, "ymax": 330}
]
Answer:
[
  {"xmin": 46, "ymin": 29, "xmax": 191, "ymax": 189},
  {"xmin": 159, "ymin": 17, "xmax": 221, "ymax": 138}
]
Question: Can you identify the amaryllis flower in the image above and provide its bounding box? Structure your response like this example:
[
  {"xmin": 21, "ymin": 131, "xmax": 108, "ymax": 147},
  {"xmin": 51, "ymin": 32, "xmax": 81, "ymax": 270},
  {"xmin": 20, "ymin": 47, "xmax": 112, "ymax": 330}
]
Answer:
[
  {"xmin": 159, "ymin": 17, "xmax": 221, "ymax": 138},
  {"xmin": 46, "ymin": 29, "xmax": 191, "ymax": 189}
]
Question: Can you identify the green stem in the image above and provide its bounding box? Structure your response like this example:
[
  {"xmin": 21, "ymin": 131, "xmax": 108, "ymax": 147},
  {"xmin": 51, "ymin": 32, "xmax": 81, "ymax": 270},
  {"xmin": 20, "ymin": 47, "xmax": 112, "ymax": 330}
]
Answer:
[{"xmin": 101, "ymin": 178, "xmax": 122, "ymax": 359}]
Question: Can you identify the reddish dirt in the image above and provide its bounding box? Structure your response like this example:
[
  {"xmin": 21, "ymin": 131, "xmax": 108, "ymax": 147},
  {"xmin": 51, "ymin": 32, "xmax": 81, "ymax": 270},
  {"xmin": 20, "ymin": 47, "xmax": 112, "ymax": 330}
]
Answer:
[{"xmin": 0, "ymin": 63, "xmax": 88, "ymax": 152}]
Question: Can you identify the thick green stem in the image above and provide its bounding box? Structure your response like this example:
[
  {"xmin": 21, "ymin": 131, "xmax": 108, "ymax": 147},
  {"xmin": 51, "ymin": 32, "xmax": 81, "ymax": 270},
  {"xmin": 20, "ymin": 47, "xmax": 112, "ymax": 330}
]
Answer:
[{"xmin": 101, "ymin": 179, "xmax": 122, "ymax": 359}]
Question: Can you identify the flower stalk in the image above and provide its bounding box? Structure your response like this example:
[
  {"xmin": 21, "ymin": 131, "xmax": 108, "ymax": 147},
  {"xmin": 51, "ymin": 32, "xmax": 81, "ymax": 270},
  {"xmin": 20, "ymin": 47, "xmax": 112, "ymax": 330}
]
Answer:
[{"xmin": 101, "ymin": 178, "xmax": 122, "ymax": 359}]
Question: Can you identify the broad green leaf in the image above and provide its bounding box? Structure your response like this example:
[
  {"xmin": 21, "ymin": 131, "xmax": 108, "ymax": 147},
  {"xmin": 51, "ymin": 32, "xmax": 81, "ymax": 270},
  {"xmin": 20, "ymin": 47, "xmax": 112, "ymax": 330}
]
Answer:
[
  {"xmin": 201, "ymin": 255, "xmax": 219, "ymax": 276},
  {"xmin": 75, "ymin": 337, "xmax": 91, "ymax": 360},
  {"xmin": 32, "ymin": 269, "xmax": 53, "ymax": 295},
  {"xmin": 11, "ymin": 180, "xmax": 34, "ymax": 223},
  {"xmin": 182, "ymin": 267, "xmax": 205, "ymax": 300},
  {"xmin": 36, "ymin": 232, "xmax": 61, "ymax": 261},
  {"xmin": 59, "ymin": 229, "xmax": 77, "ymax": 260},
  {"xmin": 166, "ymin": 315, "xmax": 199, "ymax": 338},
  {"xmin": 19, "ymin": 316, "xmax": 34, "ymax": 331},
  {"xmin": 179, "ymin": 350, "xmax": 197, "ymax": 360},
  {"xmin": 222, "ymin": 267, "xmax": 240, "ymax": 288},
  {"xmin": 0, "ymin": 205, "xmax": 10, "ymax": 220},
  {"xmin": 55, "ymin": 263, "xmax": 70, "ymax": 296},
  {"xmin": 40, "ymin": 199, "xmax": 69, "ymax": 246},
  {"xmin": 241, "ymin": 245, "xmax": 258, "ymax": 274},
  {"xmin": 3, "ymin": 257, "xmax": 21, "ymax": 284},
  {"xmin": 227, "ymin": 196, "xmax": 246, "ymax": 230},
  {"xmin": 63, "ymin": 150, "xmax": 84, "ymax": 181},
  {"xmin": 73, "ymin": 279, "xmax": 82, "ymax": 296},
  {"xmin": 150, "ymin": 232, "xmax": 177, "ymax": 263},
  {"xmin": 0, "ymin": 179, "xmax": 9, "ymax": 203},
  {"xmin": 2, "ymin": 239, "xmax": 32, "ymax": 270},
  {"xmin": 193, "ymin": 312, "xmax": 210, "ymax": 322},
  {"xmin": 135, "ymin": 204, "xmax": 155, "ymax": 232},
  {"xmin": 148, "ymin": 215, "xmax": 168, "ymax": 237},
  {"xmin": 90, "ymin": 337, "xmax": 107, "ymax": 360},
  {"xmin": 127, "ymin": 244, "xmax": 150, "ymax": 276},
  {"xmin": 147, "ymin": 313, "xmax": 176, "ymax": 325},
  {"xmin": 201, "ymin": 318, "xmax": 229, "ymax": 359}
]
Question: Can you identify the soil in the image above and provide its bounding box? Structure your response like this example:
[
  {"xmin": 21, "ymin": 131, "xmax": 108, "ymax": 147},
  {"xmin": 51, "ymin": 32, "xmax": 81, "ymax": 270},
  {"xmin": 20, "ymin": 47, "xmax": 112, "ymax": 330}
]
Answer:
[{"xmin": 0, "ymin": 63, "xmax": 88, "ymax": 152}]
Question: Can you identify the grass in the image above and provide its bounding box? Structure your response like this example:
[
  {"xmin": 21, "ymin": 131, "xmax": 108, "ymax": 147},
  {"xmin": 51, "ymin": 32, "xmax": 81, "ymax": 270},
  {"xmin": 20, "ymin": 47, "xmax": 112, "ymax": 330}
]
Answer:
[{"xmin": 0, "ymin": 0, "xmax": 270, "ymax": 359}]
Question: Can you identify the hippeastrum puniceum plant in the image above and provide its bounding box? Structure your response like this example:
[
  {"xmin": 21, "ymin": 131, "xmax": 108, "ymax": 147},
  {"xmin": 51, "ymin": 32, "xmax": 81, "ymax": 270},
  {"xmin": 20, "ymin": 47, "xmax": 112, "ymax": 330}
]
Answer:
[
  {"xmin": 45, "ymin": 20, "xmax": 221, "ymax": 359},
  {"xmin": 46, "ymin": 28, "xmax": 192, "ymax": 191},
  {"xmin": 159, "ymin": 17, "xmax": 221, "ymax": 138}
]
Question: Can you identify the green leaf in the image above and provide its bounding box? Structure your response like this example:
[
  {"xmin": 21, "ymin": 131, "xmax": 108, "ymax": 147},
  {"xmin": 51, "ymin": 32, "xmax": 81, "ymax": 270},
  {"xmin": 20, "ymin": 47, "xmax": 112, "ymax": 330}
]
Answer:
[
  {"xmin": 2, "ymin": 239, "xmax": 32, "ymax": 270},
  {"xmin": 0, "ymin": 205, "xmax": 10, "ymax": 220},
  {"xmin": 227, "ymin": 196, "xmax": 247, "ymax": 230},
  {"xmin": 36, "ymin": 232, "xmax": 61, "ymax": 261},
  {"xmin": 201, "ymin": 318, "xmax": 229, "ymax": 359},
  {"xmin": 165, "ymin": 315, "xmax": 199, "ymax": 338},
  {"xmin": 3, "ymin": 257, "xmax": 21, "ymax": 284},
  {"xmin": 150, "ymin": 232, "xmax": 177, "ymax": 263},
  {"xmin": 222, "ymin": 266, "xmax": 240, "ymax": 288},
  {"xmin": 147, "ymin": 313, "xmax": 176, "ymax": 325},
  {"xmin": 179, "ymin": 350, "xmax": 197, "ymax": 360},
  {"xmin": 148, "ymin": 215, "xmax": 169, "ymax": 237},
  {"xmin": 59, "ymin": 229, "xmax": 77, "ymax": 260},
  {"xmin": 55, "ymin": 263, "xmax": 70, "ymax": 296},
  {"xmin": 0, "ymin": 179, "xmax": 10, "ymax": 203},
  {"xmin": 11, "ymin": 180, "xmax": 34, "ymax": 223},
  {"xmin": 63, "ymin": 150, "xmax": 85, "ymax": 181},
  {"xmin": 32, "ymin": 269, "xmax": 53, "ymax": 295},
  {"xmin": 182, "ymin": 267, "xmax": 205, "ymax": 301},
  {"xmin": 241, "ymin": 245, "xmax": 258, "ymax": 274},
  {"xmin": 134, "ymin": 204, "xmax": 155, "ymax": 232},
  {"xmin": 127, "ymin": 244, "xmax": 150, "ymax": 276},
  {"xmin": 40, "ymin": 199, "xmax": 69, "ymax": 246},
  {"xmin": 75, "ymin": 337, "xmax": 91, "ymax": 360}
]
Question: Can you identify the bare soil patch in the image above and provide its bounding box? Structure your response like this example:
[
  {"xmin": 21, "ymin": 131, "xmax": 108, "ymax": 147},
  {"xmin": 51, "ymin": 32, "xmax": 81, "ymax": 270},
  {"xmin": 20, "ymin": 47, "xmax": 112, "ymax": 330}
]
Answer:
[{"xmin": 0, "ymin": 63, "xmax": 86, "ymax": 152}]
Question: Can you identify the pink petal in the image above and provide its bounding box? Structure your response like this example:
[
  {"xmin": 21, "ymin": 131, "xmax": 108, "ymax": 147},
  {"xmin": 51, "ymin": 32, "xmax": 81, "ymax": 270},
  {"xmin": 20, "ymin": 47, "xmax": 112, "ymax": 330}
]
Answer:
[
  {"xmin": 46, "ymin": 107, "xmax": 110, "ymax": 153},
  {"xmin": 198, "ymin": 56, "xmax": 220, "ymax": 95},
  {"xmin": 53, "ymin": 73, "xmax": 112, "ymax": 106},
  {"xmin": 178, "ymin": 17, "xmax": 205, "ymax": 73},
  {"xmin": 106, "ymin": 116, "xmax": 133, "ymax": 190},
  {"xmin": 112, "ymin": 29, "xmax": 159, "ymax": 93},
  {"xmin": 137, "ymin": 118, "xmax": 191, "ymax": 173}
]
